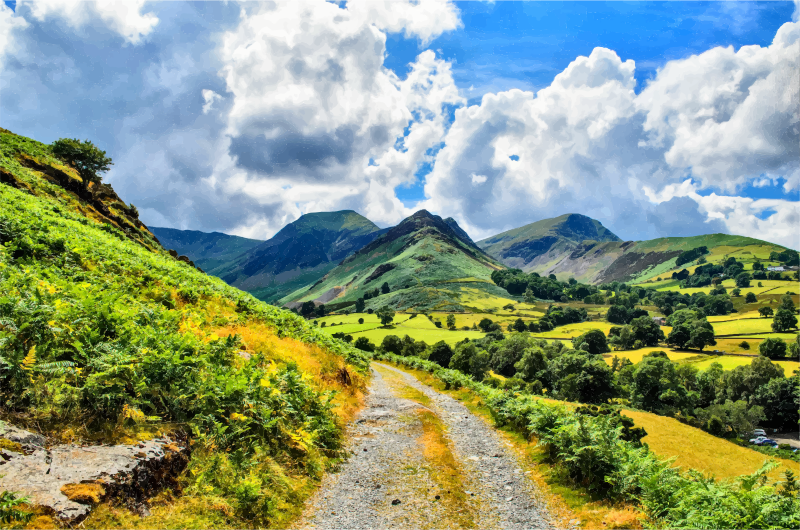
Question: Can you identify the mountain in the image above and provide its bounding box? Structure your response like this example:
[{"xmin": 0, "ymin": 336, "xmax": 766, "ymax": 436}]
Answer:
[
  {"xmin": 149, "ymin": 227, "xmax": 264, "ymax": 272},
  {"xmin": 210, "ymin": 210, "xmax": 385, "ymax": 302},
  {"xmin": 539, "ymin": 234, "xmax": 791, "ymax": 285},
  {"xmin": 281, "ymin": 210, "xmax": 506, "ymax": 311},
  {"xmin": 478, "ymin": 213, "xmax": 621, "ymax": 274}
]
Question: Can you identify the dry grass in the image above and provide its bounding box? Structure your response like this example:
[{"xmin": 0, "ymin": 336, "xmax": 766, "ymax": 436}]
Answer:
[
  {"xmin": 622, "ymin": 410, "xmax": 797, "ymax": 481},
  {"xmin": 602, "ymin": 348, "xmax": 701, "ymax": 366},
  {"xmin": 60, "ymin": 483, "xmax": 105, "ymax": 505}
]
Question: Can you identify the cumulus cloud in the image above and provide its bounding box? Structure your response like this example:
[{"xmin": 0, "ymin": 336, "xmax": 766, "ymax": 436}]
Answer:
[
  {"xmin": 19, "ymin": 0, "xmax": 158, "ymax": 44},
  {"xmin": 347, "ymin": 0, "xmax": 461, "ymax": 44},
  {"xmin": 418, "ymin": 22, "xmax": 800, "ymax": 247},
  {"xmin": 202, "ymin": 89, "xmax": 222, "ymax": 114},
  {"xmin": 210, "ymin": 0, "xmax": 463, "ymax": 234},
  {"xmin": 0, "ymin": 3, "xmax": 28, "ymax": 69}
]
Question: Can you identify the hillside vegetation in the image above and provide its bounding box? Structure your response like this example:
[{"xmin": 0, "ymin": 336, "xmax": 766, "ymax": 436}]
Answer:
[
  {"xmin": 0, "ymin": 129, "xmax": 370, "ymax": 527},
  {"xmin": 281, "ymin": 210, "xmax": 506, "ymax": 312}
]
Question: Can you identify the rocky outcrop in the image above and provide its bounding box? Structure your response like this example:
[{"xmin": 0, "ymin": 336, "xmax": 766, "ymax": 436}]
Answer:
[{"xmin": 0, "ymin": 423, "xmax": 188, "ymax": 523}]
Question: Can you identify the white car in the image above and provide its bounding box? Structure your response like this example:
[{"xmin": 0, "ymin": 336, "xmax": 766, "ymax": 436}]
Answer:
[{"xmin": 753, "ymin": 429, "xmax": 767, "ymax": 437}]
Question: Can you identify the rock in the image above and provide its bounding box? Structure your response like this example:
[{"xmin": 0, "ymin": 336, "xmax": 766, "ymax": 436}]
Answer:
[
  {"xmin": 0, "ymin": 425, "xmax": 188, "ymax": 523},
  {"xmin": 391, "ymin": 499, "xmax": 401, "ymax": 506}
]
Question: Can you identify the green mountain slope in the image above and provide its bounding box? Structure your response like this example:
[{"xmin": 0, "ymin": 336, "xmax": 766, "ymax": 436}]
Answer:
[
  {"xmin": 478, "ymin": 213, "xmax": 790, "ymax": 285},
  {"xmin": 209, "ymin": 210, "xmax": 385, "ymax": 302},
  {"xmin": 281, "ymin": 210, "xmax": 507, "ymax": 311},
  {"xmin": 149, "ymin": 226, "xmax": 264, "ymax": 272},
  {"xmin": 477, "ymin": 213, "xmax": 621, "ymax": 273},
  {"xmin": 0, "ymin": 128, "xmax": 368, "ymax": 527},
  {"xmin": 559, "ymin": 234, "xmax": 792, "ymax": 285}
]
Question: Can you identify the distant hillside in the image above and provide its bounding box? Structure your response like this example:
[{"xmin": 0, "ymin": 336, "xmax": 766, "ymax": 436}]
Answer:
[
  {"xmin": 149, "ymin": 226, "xmax": 263, "ymax": 272},
  {"xmin": 560, "ymin": 234, "xmax": 792, "ymax": 285},
  {"xmin": 281, "ymin": 210, "xmax": 507, "ymax": 311},
  {"xmin": 210, "ymin": 210, "xmax": 385, "ymax": 302},
  {"xmin": 478, "ymin": 213, "xmax": 621, "ymax": 273},
  {"xmin": 477, "ymin": 214, "xmax": 791, "ymax": 284}
]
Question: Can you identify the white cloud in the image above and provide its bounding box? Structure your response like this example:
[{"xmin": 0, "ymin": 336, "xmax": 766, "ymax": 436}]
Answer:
[
  {"xmin": 346, "ymin": 0, "xmax": 461, "ymax": 45},
  {"xmin": 418, "ymin": 22, "xmax": 800, "ymax": 248},
  {"xmin": 0, "ymin": 3, "xmax": 28, "ymax": 69},
  {"xmin": 209, "ymin": 0, "xmax": 463, "ymax": 235},
  {"xmin": 20, "ymin": 0, "xmax": 158, "ymax": 44},
  {"xmin": 636, "ymin": 21, "xmax": 800, "ymax": 193},
  {"xmin": 201, "ymin": 89, "xmax": 222, "ymax": 114},
  {"xmin": 471, "ymin": 174, "xmax": 487, "ymax": 184}
]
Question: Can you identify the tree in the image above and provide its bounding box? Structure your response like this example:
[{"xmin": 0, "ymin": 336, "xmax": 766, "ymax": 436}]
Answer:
[
  {"xmin": 51, "ymin": 138, "xmax": 113, "ymax": 189},
  {"xmin": 478, "ymin": 318, "xmax": 496, "ymax": 333},
  {"xmin": 450, "ymin": 343, "xmax": 476, "ymax": 373},
  {"xmin": 355, "ymin": 298, "xmax": 365, "ymax": 313},
  {"xmin": 381, "ymin": 282, "xmax": 390, "ymax": 294},
  {"xmin": 300, "ymin": 301, "xmax": 316, "ymax": 317},
  {"xmin": 758, "ymin": 307, "xmax": 774, "ymax": 318},
  {"xmin": 376, "ymin": 306, "xmax": 395, "ymax": 326},
  {"xmin": 772, "ymin": 309, "xmax": 798, "ymax": 333},
  {"xmin": 446, "ymin": 314, "xmax": 456, "ymax": 330},
  {"xmin": 607, "ymin": 305, "xmax": 631, "ymax": 325},
  {"xmin": 789, "ymin": 334, "xmax": 799, "ymax": 359},
  {"xmin": 380, "ymin": 335, "xmax": 403, "ymax": 354},
  {"xmin": 759, "ymin": 337, "xmax": 787, "ymax": 359},
  {"xmin": 666, "ymin": 310, "xmax": 715, "ymax": 351},
  {"xmin": 628, "ymin": 316, "xmax": 666, "ymax": 347},
  {"xmin": 429, "ymin": 341, "xmax": 454, "ymax": 367},
  {"xmin": 315, "ymin": 304, "xmax": 326, "ymax": 317},
  {"xmin": 752, "ymin": 375, "xmax": 800, "ymax": 431},
  {"xmin": 523, "ymin": 288, "xmax": 536, "ymax": 304},
  {"xmin": 745, "ymin": 292, "xmax": 757, "ymax": 303},
  {"xmin": 780, "ymin": 293, "xmax": 796, "ymax": 312},
  {"xmin": 735, "ymin": 272, "xmax": 751, "ymax": 288},
  {"xmin": 571, "ymin": 329, "xmax": 610, "ymax": 355},
  {"xmin": 513, "ymin": 318, "xmax": 527, "ymax": 333},
  {"xmin": 731, "ymin": 288, "xmax": 741, "ymax": 297},
  {"xmin": 549, "ymin": 352, "xmax": 616, "ymax": 404},
  {"xmin": 513, "ymin": 347, "xmax": 547, "ymax": 381},
  {"xmin": 490, "ymin": 334, "xmax": 530, "ymax": 376},
  {"xmin": 739, "ymin": 341, "xmax": 750, "ymax": 350},
  {"xmin": 354, "ymin": 336, "xmax": 374, "ymax": 352},
  {"xmin": 358, "ymin": 317, "xmax": 364, "ymax": 324},
  {"xmin": 629, "ymin": 355, "xmax": 696, "ymax": 414}
]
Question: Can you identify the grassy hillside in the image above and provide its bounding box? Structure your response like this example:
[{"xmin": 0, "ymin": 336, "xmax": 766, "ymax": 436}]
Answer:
[
  {"xmin": 0, "ymin": 129, "xmax": 369, "ymax": 527},
  {"xmin": 477, "ymin": 213, "xmax": 621, "ymax": 273},
  {"xmin": 149, "ymin": 226, "xmax": 263, "ymax": 272},
  {"xmin": 207, "ymin": 211, "xmax": 384, "ymax": 303},
  {"xmin": 282, "ymin": 210, "xmax": 506, "ymax": 311}
]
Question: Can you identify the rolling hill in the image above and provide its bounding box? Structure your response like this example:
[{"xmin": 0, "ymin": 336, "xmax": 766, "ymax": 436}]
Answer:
[
  {"xmin": 149, "ymin": 226, "xmax": 264, "ymax": 272},
  {"xmin": 281, "ymin": 210, "xmax": 507, "ymax": 312},
  {"xmin": 152, "ymin": 211, "xmax": 386, "ymax": 303},
  {"xmin": 477, "ymin": 213, "xmax": 621, "ymax": 273},
  {"xmin": 479, "ymin": 214, "xmax": 790, "ymax": 285}
]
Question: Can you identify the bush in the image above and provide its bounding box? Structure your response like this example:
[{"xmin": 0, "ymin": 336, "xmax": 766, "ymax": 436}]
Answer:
[
  {"xmin": 428, "ymin": 341, "xmax": 454, "ymax": 367},
  {"xmin": 739, "ymin": 341, "xmax": 750, "ymax": 350},
  {"xmin": 759, "ymin": 337, "xmax": 787, "ymax": 359}
]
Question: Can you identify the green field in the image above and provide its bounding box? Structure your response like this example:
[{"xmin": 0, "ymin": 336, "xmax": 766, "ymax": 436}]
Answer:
[
  {"xmin": 602, "ymin": 348, "xmax": 701, "ymax": 365},
  {"xmin": 687, "ymin": 355, "xmax": 799, "ymax": 373}
]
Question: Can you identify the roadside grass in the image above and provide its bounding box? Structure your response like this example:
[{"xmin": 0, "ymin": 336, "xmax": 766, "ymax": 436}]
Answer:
[{"xmin": 621, "ymin": 410, "xmax": 797, "ymax": 482}]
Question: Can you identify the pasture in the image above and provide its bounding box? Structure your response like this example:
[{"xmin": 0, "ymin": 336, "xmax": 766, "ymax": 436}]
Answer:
[
  {"xmin": 602, "ymin": 348, "xmax": 701, "ymax": 365},
  {"xmin": 686, "ymin": 355, "xmax": 799, "ymax": 374}
]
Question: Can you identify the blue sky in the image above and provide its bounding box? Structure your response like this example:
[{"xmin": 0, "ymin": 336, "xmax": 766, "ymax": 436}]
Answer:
[
  {"xmin": 0, "ymin": 1, "xmax": 798, "ymax": 248},
  {"xmin": 387, "ymin": 1, "xmax": 797, "ymax": 204}
]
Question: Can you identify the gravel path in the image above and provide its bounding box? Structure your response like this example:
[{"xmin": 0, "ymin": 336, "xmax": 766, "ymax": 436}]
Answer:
[{"xmin": 295, "ymin": 363, "xmax": 554, "ymax": 530}]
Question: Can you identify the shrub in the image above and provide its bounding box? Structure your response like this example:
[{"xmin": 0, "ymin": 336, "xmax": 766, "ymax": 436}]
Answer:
[
  {"xmin": 759, "ymin": 337, "xmax": 787, "ymax": 359},
  {"xmin": 739, "ymin": 341, "xmax": 750, "ymax": 350}
]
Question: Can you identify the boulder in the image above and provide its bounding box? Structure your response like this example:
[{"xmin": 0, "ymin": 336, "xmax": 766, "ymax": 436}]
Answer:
[{"xmin": 0, "ymin": 424, "xmax": 188, "ymax": 523}]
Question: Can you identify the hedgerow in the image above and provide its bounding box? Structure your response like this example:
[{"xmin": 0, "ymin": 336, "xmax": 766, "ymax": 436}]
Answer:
[{"xmin": 373, "ymin": 352, "xmax": 800, "ymax": 529}]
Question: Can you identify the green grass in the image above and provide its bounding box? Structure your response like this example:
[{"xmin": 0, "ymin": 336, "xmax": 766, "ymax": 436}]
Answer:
[
  {"xmin": 686, "ymin": 355, "xmax": 799, "ymax": 373},
  {"xmin": 0, "ymin": 128, "xmax": 371, "ymax": 528}
]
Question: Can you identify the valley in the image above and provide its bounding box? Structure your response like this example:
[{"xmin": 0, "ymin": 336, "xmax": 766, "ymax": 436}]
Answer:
[{"xmin": 1, "ymin": 127, "xmax": 798, "ymax": 530}]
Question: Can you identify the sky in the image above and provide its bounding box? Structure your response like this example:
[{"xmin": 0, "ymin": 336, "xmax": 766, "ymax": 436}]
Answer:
[{"xmin": 1, "ymin": 0, "xmax": 798, "ymax": 249}]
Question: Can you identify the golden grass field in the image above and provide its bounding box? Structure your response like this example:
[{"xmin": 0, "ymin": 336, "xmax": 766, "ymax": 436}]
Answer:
[
  {"xmin": 602, "ymin": 348, "xmax": 701, "ymax": 365},
  {"xmin": 687, "ymin": 355, "xmax": 799, "ymax": 373},
  {"xmin": 622, "ymin": 409, "xmax": 797, "ymax": 481}
]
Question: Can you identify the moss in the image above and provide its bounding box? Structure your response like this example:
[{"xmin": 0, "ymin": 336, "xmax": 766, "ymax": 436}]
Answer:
[
  {"xmin": 0, "ymin": 437, "xmax": 24, "ymax": 453},
  {"xmin": 60, "ymin": 483, "xmax": 105, "ymax": 505}
]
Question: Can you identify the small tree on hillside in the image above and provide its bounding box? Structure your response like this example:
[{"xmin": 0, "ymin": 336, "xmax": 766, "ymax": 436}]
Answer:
[
  {"xmin": 772, "ymin": 309, "xmax": 798, "ymax": 333},
  {"xmin": 376, "ymin": 306, "xmax": 395, "ymax": 326},
  {"xmin": 355, "ymin": 298, "xmax": 365, "ymax": 313},
  {"xmin": 758, "ymin": 307, "xmax": 774, "ymax": 318},
  {"xmin": 51, "ymin": 138, "xmax": 113, "ymax": 189},
  {"xmin": 735, "ymin": 272, "xmax": 751, "ymax": 288},
  {"xmin": 780, "ymin": 293, "xmax": 796, "ymax": 312},
  {"xmin": 745, "ymin": 292, "xmax": 757, "ymax": 303},
  {"xmin": 759, "ymin": 337, "xmax": 787, "ymax": 359},
  {"xmin": 381, "ymin": 282, "xmax": 390, "ymax": 294},
  {"xmin": 446, "ymin": 314, "xmax": 456, "ymax": 330}
]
